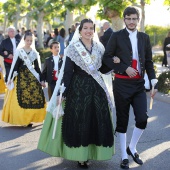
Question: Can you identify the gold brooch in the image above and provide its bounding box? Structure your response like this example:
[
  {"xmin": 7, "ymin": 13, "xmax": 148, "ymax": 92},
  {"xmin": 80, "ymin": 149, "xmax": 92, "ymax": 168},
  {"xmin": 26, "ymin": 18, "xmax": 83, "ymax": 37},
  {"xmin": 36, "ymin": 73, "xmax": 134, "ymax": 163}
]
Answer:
[{"xmin": 91, "ymin": 55, "xmax": 96, "ymax": 60}]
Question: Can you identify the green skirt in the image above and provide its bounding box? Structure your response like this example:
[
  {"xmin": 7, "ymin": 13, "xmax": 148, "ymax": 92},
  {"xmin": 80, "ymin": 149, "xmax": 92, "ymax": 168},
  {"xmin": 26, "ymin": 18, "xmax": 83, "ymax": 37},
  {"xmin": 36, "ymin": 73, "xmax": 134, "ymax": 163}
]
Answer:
[{"xmin": 38, "ymin": 112, "xmax": 115, "ymax": 161}]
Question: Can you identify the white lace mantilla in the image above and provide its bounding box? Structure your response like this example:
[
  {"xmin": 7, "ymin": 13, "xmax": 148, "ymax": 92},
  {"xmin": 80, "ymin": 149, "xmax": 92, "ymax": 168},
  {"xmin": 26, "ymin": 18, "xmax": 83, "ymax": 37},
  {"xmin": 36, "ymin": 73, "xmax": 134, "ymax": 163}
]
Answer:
[
  {"xmin": 67, "ymin": 41, "xmax": 103, "ymax": 71},
  {"xmin": 18, "ymin": 49, "xmax": 37, "ymax": 63}
]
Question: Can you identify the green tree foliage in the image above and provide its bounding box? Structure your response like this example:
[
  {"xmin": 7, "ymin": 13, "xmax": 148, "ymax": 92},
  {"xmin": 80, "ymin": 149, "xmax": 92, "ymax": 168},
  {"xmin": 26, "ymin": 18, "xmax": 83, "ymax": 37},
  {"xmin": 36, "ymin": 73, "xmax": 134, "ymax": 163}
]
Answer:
[
  {"xmin": 3, "ymin": 0, "xmax": 26, "ymax": 24},
  {"xmin": 97, "ymin": 0, "xmax": 135, "ymax": 20},
  {"xmin": 64, "ymin": 0, "xmax": 96, "ymax": 13},
  {"xmin": 0, "ymin": 2, "xmax": 4, "ymax": 23},
  {"xmin": 145, "ymin": 25, "xmax": 170, "ymax": 46},
  {"xmin": 95, "ymin": 0, "xmax": 136, "ymax": 31},
  {"xmin": 164, "ymin": 0, "xmax": 170, "ymax": 6}
]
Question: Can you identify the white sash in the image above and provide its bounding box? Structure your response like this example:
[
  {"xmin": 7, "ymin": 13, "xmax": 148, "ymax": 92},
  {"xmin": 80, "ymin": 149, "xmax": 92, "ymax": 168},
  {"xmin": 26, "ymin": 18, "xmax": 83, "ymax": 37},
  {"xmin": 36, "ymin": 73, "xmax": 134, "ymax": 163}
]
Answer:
[
  {"xmin": 19, "ymin": 49, "xmax": 40, "ymax": 82},
  {"xmin": 74, "ymin": 41, "xmax": 114, "ymax": 114}
]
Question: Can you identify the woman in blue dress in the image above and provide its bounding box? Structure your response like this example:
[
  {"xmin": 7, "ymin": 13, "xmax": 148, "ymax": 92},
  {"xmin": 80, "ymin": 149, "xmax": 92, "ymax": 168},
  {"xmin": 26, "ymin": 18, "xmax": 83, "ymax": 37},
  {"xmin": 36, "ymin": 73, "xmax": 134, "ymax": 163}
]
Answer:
[{"xmin": 57, "ymin": 28, "xmax": 66, "ymax": 57}]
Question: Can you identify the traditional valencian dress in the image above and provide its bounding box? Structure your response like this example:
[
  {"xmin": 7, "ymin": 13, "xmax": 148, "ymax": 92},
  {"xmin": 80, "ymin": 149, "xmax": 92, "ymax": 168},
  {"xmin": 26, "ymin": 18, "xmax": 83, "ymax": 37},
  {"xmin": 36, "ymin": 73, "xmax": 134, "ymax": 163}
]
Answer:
[
  {"xmin": 0, "ymin": 57, "xmax": 6, "ymax": 94},
  {"xmin": 38, "ymin": 39, "xmax": 115, "ymax": 161},
  {"xmin": 2, "ymin": 48, "xmax": 46, "ymax": 126},
  {"xmin": 0, "ymin": 68, "xmax": 6, "ymax": 94}
]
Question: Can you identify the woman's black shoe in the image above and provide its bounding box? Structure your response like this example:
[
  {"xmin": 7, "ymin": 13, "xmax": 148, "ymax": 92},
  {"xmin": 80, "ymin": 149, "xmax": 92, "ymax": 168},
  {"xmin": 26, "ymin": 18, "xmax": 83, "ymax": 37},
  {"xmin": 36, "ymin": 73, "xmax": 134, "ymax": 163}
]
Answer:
[{"xmin": 78, "ymin": 162, "xmax": 88, "ymax": 169}]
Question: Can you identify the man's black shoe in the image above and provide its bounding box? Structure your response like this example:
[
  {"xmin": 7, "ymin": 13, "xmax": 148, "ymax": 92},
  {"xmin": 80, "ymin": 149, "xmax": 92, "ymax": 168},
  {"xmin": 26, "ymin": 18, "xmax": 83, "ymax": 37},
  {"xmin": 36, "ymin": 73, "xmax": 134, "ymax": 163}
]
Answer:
[
  {"xmin": 127, "ymin": 147, "xmax": 143, "ymax": 165},
  {"xmin": 120, "ymin": 159, "xmax": 129, "ymax": 169}
]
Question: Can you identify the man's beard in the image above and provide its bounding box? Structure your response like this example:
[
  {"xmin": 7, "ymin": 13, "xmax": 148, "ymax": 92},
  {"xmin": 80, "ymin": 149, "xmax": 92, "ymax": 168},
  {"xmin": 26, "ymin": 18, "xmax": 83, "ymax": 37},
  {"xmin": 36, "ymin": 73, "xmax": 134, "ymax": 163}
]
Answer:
[{"xmin": 126, "ymin": 24, "xmax": 137, "ymax": 32}]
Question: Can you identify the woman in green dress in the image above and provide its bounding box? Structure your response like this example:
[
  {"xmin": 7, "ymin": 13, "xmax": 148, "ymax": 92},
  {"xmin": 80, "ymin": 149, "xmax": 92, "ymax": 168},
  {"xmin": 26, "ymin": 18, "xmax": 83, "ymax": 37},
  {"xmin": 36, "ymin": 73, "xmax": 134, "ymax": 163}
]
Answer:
[{"xmin": 38, "ymin": 19, "xmax": 116, "ymax": 168}]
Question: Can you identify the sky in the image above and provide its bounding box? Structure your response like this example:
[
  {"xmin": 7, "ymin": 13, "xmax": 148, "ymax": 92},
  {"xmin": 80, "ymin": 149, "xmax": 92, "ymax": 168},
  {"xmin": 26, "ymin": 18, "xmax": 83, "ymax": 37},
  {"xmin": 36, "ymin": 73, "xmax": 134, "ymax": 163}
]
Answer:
[
  {"xmin": 1, "ymin": 0, "xmax": 170, "ymax": 26},
  {"xmin": 145, "ymin": 0, "xmax": 170, "ymax": 26}
]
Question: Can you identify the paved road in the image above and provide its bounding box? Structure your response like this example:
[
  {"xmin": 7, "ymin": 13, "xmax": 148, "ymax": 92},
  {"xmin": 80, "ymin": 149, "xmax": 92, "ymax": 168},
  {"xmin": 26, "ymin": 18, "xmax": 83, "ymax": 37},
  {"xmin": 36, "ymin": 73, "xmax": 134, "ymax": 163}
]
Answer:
[{"xmin": 0, "ymin": 87, "xmax": 170, "ymax": 170}]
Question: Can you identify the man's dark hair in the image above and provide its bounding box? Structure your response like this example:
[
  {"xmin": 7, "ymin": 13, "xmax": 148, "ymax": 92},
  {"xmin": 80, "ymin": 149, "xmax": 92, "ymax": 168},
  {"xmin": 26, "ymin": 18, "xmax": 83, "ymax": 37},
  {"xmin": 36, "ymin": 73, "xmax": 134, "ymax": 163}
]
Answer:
[
  {"xmin": 123, "ymin": 6, "xmax": 140, "ymax": 18},
  {"xmin": 50, "ymin": 41, "xmax": 59, "ymax": 49}
]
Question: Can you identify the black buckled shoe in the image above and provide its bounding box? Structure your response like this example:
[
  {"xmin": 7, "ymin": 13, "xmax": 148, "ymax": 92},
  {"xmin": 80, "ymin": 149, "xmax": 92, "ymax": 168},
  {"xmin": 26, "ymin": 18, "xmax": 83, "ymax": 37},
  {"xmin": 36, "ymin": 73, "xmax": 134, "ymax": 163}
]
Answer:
[
  {"xmin": 23, "ymin": 123, "xmax": 33, "ymax": 127},
  {"xmin": 120, "ymin": 159, "xmax": 129, "ymax": 169},
  {"xmin": 127, "ymin": 147, "xmax": 143, "ymax": 165},
  {"xmin": 78, "ymin": 161, "xmax": 88, "ymax": 169},
  {"xmin": 27, "ymin": 123, "xmax": 33, "ymax": 127}
]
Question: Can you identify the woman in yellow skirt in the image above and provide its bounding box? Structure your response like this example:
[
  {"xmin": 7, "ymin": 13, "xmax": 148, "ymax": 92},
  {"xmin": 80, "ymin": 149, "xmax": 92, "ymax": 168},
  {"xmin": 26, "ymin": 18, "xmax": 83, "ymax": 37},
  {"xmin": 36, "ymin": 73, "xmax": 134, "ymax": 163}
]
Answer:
[
  {"xmin": 0, "ymin": 56, "xmax": 6, "ymax": 94},
  {"xmin": 2, "ymin": 31, "xmax": 46, "ymax": 127}
]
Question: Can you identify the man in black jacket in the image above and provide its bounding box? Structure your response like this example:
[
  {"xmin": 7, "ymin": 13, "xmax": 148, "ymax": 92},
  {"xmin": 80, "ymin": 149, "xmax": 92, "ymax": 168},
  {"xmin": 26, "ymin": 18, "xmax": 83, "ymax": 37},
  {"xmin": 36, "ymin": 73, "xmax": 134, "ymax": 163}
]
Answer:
[
  {"xmin": 0, "ymin": 26, "xmax": 20, "ymax": 82},
  {"xmin": 103, "ymin": 6, "xmax": 157, "ymax": 169},
  {"xmin": 100, "ymin": 21, "xmax": 113, "ymax": 48}
]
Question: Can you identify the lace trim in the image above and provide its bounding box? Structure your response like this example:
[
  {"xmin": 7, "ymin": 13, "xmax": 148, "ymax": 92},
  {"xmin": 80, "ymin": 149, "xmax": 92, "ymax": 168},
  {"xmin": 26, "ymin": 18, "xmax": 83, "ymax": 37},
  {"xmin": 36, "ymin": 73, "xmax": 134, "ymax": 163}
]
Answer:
[{"xmin": 67, "ymin": 41, "xmax": 102, "ymax": 71}]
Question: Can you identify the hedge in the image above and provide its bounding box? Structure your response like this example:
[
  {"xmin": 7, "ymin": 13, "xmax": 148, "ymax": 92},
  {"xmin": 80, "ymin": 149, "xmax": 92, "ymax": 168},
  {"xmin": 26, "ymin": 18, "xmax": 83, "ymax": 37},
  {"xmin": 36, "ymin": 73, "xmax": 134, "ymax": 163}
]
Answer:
[
  {"xmin": 157, "ymin": 70, "xmax": 170, "ymax": 94},
  {"xmin": 37, "ymin": 48, "xmax": 51, "ymax": 63},
  {"xmin": 153, "ymin": 55, "xmax": 164, "ymax": 63}
]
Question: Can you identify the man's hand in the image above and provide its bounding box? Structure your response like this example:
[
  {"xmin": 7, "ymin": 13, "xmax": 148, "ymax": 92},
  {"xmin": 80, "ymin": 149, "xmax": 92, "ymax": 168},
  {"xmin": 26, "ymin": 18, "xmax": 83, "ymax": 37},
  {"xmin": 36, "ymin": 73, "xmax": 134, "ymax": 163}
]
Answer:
[
  {"xmin": 8, "ymin": 54, "xmax": 13, "ymax": 59},
  {"xmin": 4, "ymin": 51, "xmax": 8, "ymax": 55},
  {"xmin": 150, "ymin": 89, "xmax": 158, "ymax": 98},
  {"xmin": 113, "ymin": 56, "xmax": 120, "ymax": 63},
  {"xmin": 125, "ymin": 67, "xmax": 138, "ymax": 78}
]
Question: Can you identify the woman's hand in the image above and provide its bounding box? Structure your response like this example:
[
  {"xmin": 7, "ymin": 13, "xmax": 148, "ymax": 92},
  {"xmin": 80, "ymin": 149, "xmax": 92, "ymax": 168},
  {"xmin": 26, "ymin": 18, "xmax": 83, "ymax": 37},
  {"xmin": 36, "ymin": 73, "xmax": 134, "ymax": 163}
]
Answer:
[
  {"xmin": 113, "ymin": 56, "xmax": 120, "ymax": 63},
  {"xmin": 57, "ymin": 96, "xmax": 65, "ymax": 105},
  {"xmin": 7, "ymin": 80, "xmax": 12, "ymax": 86},
  {"xmin": 41, "ymin": 81, "xmax": 46, "ymax": 87}
]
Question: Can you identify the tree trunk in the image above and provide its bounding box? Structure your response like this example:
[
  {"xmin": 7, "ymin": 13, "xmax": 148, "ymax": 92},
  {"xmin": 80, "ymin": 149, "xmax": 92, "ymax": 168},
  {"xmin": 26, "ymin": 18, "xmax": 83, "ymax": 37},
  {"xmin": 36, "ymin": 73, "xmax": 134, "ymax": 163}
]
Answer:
[
  {"xmin": 13, "ymin": 4, "xmax": 21, "ymax": 29},
  {"xmin": 46, "ymin": 22, "xmax": 52, "ymax": 32},
  {"xmin": 111, "ymin": 16, "xmax": 124, "ymax": 31},
  {"xmin": 64, "ymin": 10, "xmax": 74, "ymax": 36},
  {"xmin": 37, "ymin": 11, "xmax": 44, "ymax": 49},
  {"xmin": 140, "ymin": 0, "xmax": 145, "ymax": 32},
  {"xmin": 3, "ymin": 14, "xmax": 8, "ymax": 33},
  {"xmin": 26, "ymin": 14, "xmax": 32, "ymax": 30}
]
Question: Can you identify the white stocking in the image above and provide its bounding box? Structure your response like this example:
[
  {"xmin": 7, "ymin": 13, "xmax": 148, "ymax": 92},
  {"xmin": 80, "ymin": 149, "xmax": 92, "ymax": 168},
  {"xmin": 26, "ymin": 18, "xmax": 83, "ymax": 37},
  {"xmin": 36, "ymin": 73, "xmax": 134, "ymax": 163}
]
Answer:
[
  {"xmin": 119, "ymin": 133, "xmax": 128, "ymax": 160},
  {"xmin": 129, "ymin": 127, "xmax": 144, "ymax": 155}
]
